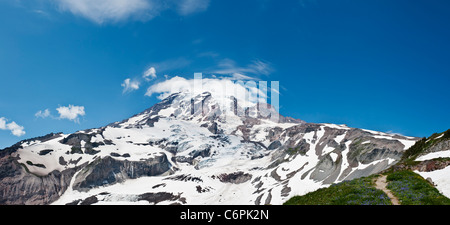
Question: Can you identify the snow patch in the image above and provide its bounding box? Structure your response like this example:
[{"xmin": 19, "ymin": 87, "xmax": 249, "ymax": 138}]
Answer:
[
  {"xmin": 416, "ymin": 150, "xmax": 450, "ymax": 161},
  {"xmin": 334, "ymin": 133, "xmax": 346, "ymax": 144},
  {"xmin": 398, "ymin": 139, "xmax": 417, "ymax": 151},
  {"xmin": 329, "ymin": 152, "xmax": 338, "ymax": 162},
  {"xmin": 416, "ymin": 167, "xmax": 450, "ymax": 199}
]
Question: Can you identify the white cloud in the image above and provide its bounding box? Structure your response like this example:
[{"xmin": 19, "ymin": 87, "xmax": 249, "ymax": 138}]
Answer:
[
  {"xmin": 143, "ymin": 67, "xmax": 157, "ymax": 81},
  {"xmin": 121, "ymin": 78, "xmax": 141, "ymax": 93},
  {"xmin": 0, "ymin": 117, "xmax": 26, "ymax": 137},
  {"xmin": 145, "ymin": 76, "xmax": 267, "ymax": 108},
  {"xmin": 0, "ymin": 117, "xmax": 6, "ymax": 130},
  {"xmin": 56, "ymin": 105, "xmax": 86, "ymax": 123},
  {"xmin": 35, "ymin": 109, "xmax": 51, "ymax": 118},
  {"xmin": 54, "ymin": 0, "xmax": 210, "ymax": 24},
  {"xmin": 7, "ymin": 122, "xmax": 26, "ymax": 137}
]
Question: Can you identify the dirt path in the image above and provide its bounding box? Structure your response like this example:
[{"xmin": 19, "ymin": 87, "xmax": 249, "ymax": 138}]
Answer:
[{"xmin": 374, "ymin": 175, "xmax": 400, "ymax": 205}]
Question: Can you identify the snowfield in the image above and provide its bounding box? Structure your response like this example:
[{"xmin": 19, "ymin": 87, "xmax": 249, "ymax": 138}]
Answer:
[{"xmin": 415, "ymin": 150, "xmax": 450, "ymax": 161}]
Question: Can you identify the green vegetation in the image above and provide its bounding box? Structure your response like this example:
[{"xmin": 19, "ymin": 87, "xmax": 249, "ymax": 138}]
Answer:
[
  {"xmin": 286, "ymin": 145, "xmax": 308, "ymax": 156},
  {"xmin": 285, "ymin": 147, "xmax": 299, "ymax": 156},
  {"xmin": 443, "ymin": 129, "xmax": 450, "ymax": 139},
  {"xmin": 402, "ymin": 129, "xmax": 450, "ymax": 162},
  {"xmin": 284, "ymin": 170, "xmax": 450, "ymax": 205},
  {"xmin": 386, "ymin": 170, "xmax": 450, "ymax": 205},
  {"xmin": 401, "ymin": 138, "xmax": 427, "ymax": 162},
  {"xmin": 284, "ymin": 175, "xmax": 392, "ymax": 205}
]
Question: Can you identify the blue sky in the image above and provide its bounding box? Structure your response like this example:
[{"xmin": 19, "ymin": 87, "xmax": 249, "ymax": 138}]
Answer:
[{"xmin": 1, "ymin": 0, "xmax": 449, "ymax": 148}]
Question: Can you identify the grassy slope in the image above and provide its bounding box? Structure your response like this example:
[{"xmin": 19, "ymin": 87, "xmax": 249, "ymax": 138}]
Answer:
[
  {"xmin": 386, "ymin": 170, "xmax": 450, "ymax": 205},
  {"xmin": 284, "ymin": 175, "xmax": 392, "ymax": 205},
  {"xmin": 284, "ymin": 170, "xmax": 450, "ymax": 205}
]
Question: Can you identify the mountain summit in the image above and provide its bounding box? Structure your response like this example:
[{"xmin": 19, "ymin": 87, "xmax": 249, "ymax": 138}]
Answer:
[{"xmin": 0, "ymin": 92, "xmax": 418, "ymax": 205}]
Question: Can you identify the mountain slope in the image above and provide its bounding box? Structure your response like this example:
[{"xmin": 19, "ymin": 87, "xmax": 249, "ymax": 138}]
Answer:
[
  {"xmin": 285, "ymin": 129, "xmax": 450, "ymax": 205},
  {"xmin": 0, "ymin": 92, "xmax": 419, "ymax": 205},
  {"xmin": 393, "ymin": 129, "xmax": 450, "ymax": 197}
]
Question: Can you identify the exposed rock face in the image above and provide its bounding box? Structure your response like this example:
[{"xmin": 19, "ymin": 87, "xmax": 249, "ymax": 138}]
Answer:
[
  {"xmin": 0, "ymin": 148, "xmax": 77, "ymax": 205},
  {"xmin": 417, "ymin": 160, "xmax": 450, "ymax": 172},
  {"xmin": 138, "ymin": 192, "xmax": 186, "ymax": 205},
  {"xmin": 218, "ymin": 172, "xmax": 252, "ymax": 184},
  {"xmin": 423, "ymin": 139, "xmax": 450, "ymax": 155},
  {"xmin": 72, "ymin": 155, "xmax": 172, "ymax": 192},
  {"xmin": 267, "ymin": 141, "xmax": 282, "ymax": 150},
  {"xmin": 263, "ymin": 122, "xmax": 413, "ymax": 185},
  {"xmin": 60, "ymin": 133, "xmax": 93, "ymax": 146},
  {"xmin": 391, "ymin": 159, "xmax": 450, "ymax": 174}
]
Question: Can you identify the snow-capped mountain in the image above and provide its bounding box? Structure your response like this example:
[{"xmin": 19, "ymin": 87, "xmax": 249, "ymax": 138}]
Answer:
[{"xmin": 0, "ymin": 91, "xmax": 419, "ymax": 205}]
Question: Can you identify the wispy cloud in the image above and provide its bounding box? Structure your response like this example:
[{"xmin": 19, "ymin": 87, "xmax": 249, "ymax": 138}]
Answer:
[
  {"xmin": 0, "ymin": 117, "xmax": 26, "ymax": 137},
  {"xmin": 212, "ymin": 59, "xmax": 274, "ymax": 77},
  {"xmin": 143, "ymin": 67, "xmax": 157, "ymax": 81},
  {"xmin": 35, "ymin": 109, "xmax": 51, "ymax": 118},
  {"xmin": 53, "ymin": 0, "xmax": 211, "ymax": 24},
  {"xmin": 177, "ymin": 0, "xmax": 210, "ymax": 16},
  {"xmin": 197, "ymin": 51, "xmax": 220, "ymax": 58},
  {"xmin": 32, "ymin": 9, "xmax": 50, "ymax": 17},
  {"xmin": 121, "ymin": 78, "xmax": 141, "ymax": 93}
]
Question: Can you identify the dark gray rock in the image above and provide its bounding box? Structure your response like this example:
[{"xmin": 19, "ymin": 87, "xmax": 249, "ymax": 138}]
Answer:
[
  {"xmin": 207, "ymin": 122, "xmax": 220, "ymax": 134},
  {"xmin": 79, "ymin": 195, "xmax": 98, "ymax": 205},
  {"xmin": 69, "ymin": 146, "xmax": 83, "ymax": 155},
  {"xmin": 138, "ymin": 192, "xmax": 186, "ymax": 205},
  {"xmin": 173, "ymin": 156, "xmax": 194, "ymax": 165},
  {"xmin": 72, "ymin": 154, "xmax": 172, "ymax": 192},
  {"xmin": 165, "ymin": 174, "xmax": 203, "ymax": 183},
  {"xmin": 268, "ymin": 141, "xmax": 282, "ymax": 150},
  {"xmin": 190, "ymin": 146, "xmax": 211, "ymax": 159},
  {"xmin": 144, "ymin": 116, "xmax": 160, "ymax": 127},
  {"xmin": 110, "ymin": 152, "xmax": 121, "ymax": 157},
  {"xmin": 26, "ymin": 161, "xmax": 46, "ymax": 169},
  {"xmin": 59, "ymin": 156, "xmax": 67, "ymax": 166},
  {"xmin": 38, "ymin": 149, "xmax": 53, "ymax": 156},
  {"xmin": 218, "ymin": 172, "xmax": 252, "ymax": 184},
  {"xmin": 84, "ymin": 147, "xmax": 100, "ymax": 155},
  {"xmin": 60, "ymin": 133, "xmax": 93, "ymax": 146}
]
